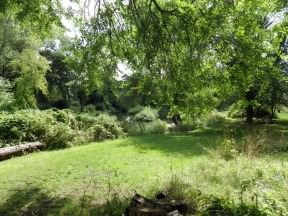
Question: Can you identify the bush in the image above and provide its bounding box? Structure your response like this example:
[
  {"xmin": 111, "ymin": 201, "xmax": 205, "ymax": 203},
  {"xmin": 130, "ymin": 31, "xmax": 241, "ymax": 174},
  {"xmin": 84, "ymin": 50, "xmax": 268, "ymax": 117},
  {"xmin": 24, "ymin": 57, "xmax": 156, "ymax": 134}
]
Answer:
[
  {"xmin": 94, "ymin": 103, "xmax": 106, "ymax": 111},
  {"xmin": 135, "ymin": 107, "xmax": 158, "ymax": 122},
  {"xmin": 217, "ymin": 138, "xmax": 238, "ymax": 160},
  {"xmin": 94, "ymin": 113, "xmax": 118, "ymax": 124},
  {"xmin": 127, "ymin": 105, "xmax": 144, "ymax": 115},
  {"xmin": 87, "ymin": 113, "xmax": 124, "ymax": 141},
  {"xmin": 146, "ymin": 119, "xmax": 167, "ymax": 134},
  {"xmin": 228, "ymin": 102, "xmax": 246, "ymax": 118},
  {"xmin": 206, "ymin": 115, "xmax": 226, "ymax": 127},
  {"xmin": 169, "ymin": 117, "xmax": 199, "ymax": 132},
  {"xmin": 83, "ymin": 104, "xmax": 96, "ymax": 113},
  {"xmin": 0, "ymin": 110, "xmax": 125, "ymax": 149},
  {"xmin": 0, "ymin": 77, "xmax": 15, "ymax": 111},
  {"xmin": 127, "ymin": 119, "xmax": 167, "ymax": 135},
  {"xmin": 89, "ymin": 123, "xmax": 123, "ymax": 141},
  {"xmin": 43, "ymin": 123, "xmax": 75, "ymax": 149},
  {"xmin": 51, "ymin": 109, "xmax": 78, "ymax": 128},
  {"xmin": 0, "ymin": 110, "xmax": 53, "ymax": 145},
  {"xmin": 89, "ymin": 125, "xmax": 115, "ymax": 141},
  {"xmin": 76, "ymin": 113, "xmax": 99, "ymax": 129},
  {"xmin": 159, "ymin": 176, "xmax": 270, "ymax": 216},
  {"xmin": 174, "ymin": 122, "xmax": 197, "ymax": 132}
]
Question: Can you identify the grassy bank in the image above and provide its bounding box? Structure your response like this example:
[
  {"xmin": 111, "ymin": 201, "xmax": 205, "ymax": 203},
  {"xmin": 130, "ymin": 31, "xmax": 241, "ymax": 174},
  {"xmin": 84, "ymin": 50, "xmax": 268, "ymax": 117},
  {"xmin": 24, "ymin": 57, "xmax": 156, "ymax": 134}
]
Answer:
[{"xmin": 0, "ymin": 122, "xmax": 288, "ymax": 215}]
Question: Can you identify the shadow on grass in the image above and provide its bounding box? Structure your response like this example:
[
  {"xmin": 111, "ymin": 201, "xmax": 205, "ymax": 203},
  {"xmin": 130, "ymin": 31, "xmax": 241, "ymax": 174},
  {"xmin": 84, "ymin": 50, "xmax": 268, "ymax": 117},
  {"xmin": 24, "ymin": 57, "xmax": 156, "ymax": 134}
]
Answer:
[
  {"xmin": 120, "ymin": 118, "xmax": 288, "ymax": 158},
  {"xmin": 0, "ymin": 187, "xmax": 78, "ymax": 216},
  {"xmin": 120, "ymin": 128, "xmax": 224, "ymax": 157},
  {"xmin": 0, "ymin": 186, "xmax": 269, "ymax": 216},
  {"xmin": 0, "ymin": 187, "xmax": 128, "ymax": 216}
]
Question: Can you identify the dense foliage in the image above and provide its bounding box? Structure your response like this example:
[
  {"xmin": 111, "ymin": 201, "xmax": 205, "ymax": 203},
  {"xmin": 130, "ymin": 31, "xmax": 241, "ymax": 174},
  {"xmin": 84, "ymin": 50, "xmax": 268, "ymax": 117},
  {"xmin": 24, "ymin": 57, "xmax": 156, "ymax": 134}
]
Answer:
[{"xmin": 0, "ymin": 109, "xmax": 124, "ymax": 149}]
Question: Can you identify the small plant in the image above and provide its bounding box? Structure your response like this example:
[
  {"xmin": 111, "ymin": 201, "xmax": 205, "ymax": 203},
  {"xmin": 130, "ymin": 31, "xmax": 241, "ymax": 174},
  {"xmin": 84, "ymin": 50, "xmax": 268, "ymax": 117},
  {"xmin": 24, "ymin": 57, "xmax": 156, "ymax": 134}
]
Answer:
[{"xmin": 217, "ymin": 138, "xmax": 238, "ymax": 160}]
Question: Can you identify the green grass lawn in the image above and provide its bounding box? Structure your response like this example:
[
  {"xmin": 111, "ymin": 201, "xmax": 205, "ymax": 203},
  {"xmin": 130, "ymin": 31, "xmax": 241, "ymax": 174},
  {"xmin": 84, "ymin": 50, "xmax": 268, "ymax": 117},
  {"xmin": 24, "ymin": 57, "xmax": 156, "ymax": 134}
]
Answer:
[{"xmin": 0, "ymin": 123, "xmax": 288, "ymax": 215}]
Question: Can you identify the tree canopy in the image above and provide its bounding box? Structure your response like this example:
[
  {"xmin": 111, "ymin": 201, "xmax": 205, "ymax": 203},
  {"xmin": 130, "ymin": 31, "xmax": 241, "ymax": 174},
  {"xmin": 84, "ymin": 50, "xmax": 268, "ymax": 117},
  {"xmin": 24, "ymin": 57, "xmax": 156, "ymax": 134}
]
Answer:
[{"xmin": 1, "ymin": 0, "xmax": 288, "ymax": 121}]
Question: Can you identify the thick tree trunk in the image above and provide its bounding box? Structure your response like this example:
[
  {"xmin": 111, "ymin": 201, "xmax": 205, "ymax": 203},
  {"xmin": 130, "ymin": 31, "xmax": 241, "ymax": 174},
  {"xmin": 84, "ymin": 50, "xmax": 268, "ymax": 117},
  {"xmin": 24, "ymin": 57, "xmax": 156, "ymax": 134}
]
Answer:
[
  {"xmin": 246, "ymin": 104, "xmax": 254, "ymax": 124},
  {"xmin": 245, "ymin": 89, "xmax": 256, "ymax": 124},
  {"xmin": 80, "ymin": 98, "xmax": 84, "ymax": 112}
]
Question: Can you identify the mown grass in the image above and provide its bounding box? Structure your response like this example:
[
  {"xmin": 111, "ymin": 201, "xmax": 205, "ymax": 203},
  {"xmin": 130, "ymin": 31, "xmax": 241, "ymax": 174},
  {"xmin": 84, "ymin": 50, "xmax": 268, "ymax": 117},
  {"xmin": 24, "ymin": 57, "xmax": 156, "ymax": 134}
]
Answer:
[{"xmin": 0, "ymin": 118, "xmax": 288, "ymax": 215}]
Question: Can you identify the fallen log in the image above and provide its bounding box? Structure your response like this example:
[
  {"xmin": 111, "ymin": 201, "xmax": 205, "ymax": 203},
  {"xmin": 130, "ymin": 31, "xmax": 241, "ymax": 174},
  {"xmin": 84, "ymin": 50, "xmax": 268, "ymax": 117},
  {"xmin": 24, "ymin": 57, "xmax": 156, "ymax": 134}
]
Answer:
[
  {"xmin": 0, "ymin": 142, "xmax": 45, "ymax": 161},
  {"xmin": 125, "ymin": 194, "xmax": 187, "ymax": 216}
]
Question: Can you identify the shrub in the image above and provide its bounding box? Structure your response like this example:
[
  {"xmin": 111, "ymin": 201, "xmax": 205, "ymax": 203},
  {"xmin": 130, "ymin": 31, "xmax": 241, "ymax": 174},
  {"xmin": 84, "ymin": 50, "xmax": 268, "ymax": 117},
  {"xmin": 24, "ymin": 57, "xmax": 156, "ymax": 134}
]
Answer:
[
  {"xmin": 174, "ymin": 122, "xmax": 197, "ymax": 132},
  {"xmin": 87, "ymin": 113, "xmax": 124, "ymax": 141},
  {"xmin": 127, "ymin": 119, "xmax": 167, "ymax": 135},
  {"xmin": 94, "ymin": 103, "xmax": 106, "ymax": 111},
  {"xmin": 0, "ymin": 110, "xmax": 125, "ymax": 149},
  {"xmin": 76, "ymin": 112, "xmax": 119, "ymax": 128},
  {"xmin": 89, "ymin": 123, "xmax": 123, "ymax": 141},
  {"xmin": 169, "ymin": 117, "xmax": 199, "ymax": 132},
  {"xmin": 206, "ymin": 115, "xmax": 226, "ymax": 127},
  {"xmin": 238, "ymin": 131, "xmax": 266, "ymax": 157},
  {"xmin": 145, "ymin": 119, "xmax": 167, "ymax": 134},
  {"xmin": 0, "ymin": 110, "xmax": 80, "ymax": 149},
  {"xmin": 51, "ymin": 109, "xmax": 78, "ymax": 128},
  {"xmin": 0, "ymin": 77, "xmax": 15, "ymax": 111},
  {"xmin": 228, "ymin": 102, "xmax": 246, "ymax": 118},
  {"xmin": 160, "ymin": 176, "xmax": 269, "ymax": 216},
  {"xmin": 0, "ymin": 110, "xmax": 52, "ymax": 145},
  {"xmin": 76, "ymin": 113, "xmax": 99, "ymax": 129},
  {"xmin": 94, "ymin": 113, "xmax": 118, "ymax": 124},
  {"xmin": 127, "ymin": 105, "xmax": 144, "ymax": 115},
  {"xmin": 135, "ymin": 107, "xmax": 158, "ymax": 122},
  {"xmin": 43, "ymin": 123, "xmax": 75, "ymax": 149},
  {"xmin": 217, "ymin": 138, "xmax": 238, "ymax": 160},
  {"xmin": 200, "ymin": 197, "xmax": 266, "ymax": 216},
  {"xmin": 89, "ymin": 125, "xmax": 115, "ymax": 141},
  {"xmin": 83, "ymin": 104, "xmax": 96, "ymax": 113}
]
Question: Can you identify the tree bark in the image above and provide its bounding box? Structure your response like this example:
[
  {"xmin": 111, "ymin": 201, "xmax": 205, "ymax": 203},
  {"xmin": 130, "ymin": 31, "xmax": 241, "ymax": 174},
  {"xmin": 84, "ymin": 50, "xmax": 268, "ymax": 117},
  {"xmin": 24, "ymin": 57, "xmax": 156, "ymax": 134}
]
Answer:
[
  {"xmin": 125, "ymin": 193, "xmax": 187, "ymax": 216},
  {"xmin": 245, "ymin": 89, "xmax": 256, "ymax": 124},
  {"xmin": 0, "ymin": 142, "xmax": 44, "ymax": 161},
  {"xmin": 246, "ymin": 104, "xmax": 253, "ymax": 124}
]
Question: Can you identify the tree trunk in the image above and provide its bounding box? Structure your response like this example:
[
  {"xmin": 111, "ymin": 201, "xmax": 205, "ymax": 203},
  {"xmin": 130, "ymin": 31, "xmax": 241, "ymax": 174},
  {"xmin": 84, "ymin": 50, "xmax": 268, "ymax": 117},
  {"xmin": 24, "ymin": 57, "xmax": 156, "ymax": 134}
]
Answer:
[
  {"xmin": 125, "ymin": 194, "xmax": 187, "ymax": 216},
  {"xmin": 172, "ymin": 113, "xmax": 182, "ymax": 126},
  {"xmin": 246, "ymin": 104, "xmax": 253, "ymax": 124},
  {"xmin": 80, "ymin": 97, "xmax": 84, "ymax": 112},
  {"xmin": 77, "ymin": 89, "xmax": 86, "ymax": 113},
  {"xmin": 0, "ymin": 142, "xmax": 44, "ymax": 161},
  {"xmin": 245, "ymin": 89, "xmax": 256, "ymax": 124}
]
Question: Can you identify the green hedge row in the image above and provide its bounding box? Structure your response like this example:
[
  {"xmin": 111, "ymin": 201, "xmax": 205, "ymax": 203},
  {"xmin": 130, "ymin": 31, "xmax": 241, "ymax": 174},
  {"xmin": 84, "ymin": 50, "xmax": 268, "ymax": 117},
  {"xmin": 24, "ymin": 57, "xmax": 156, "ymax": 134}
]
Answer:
[{"xmin": 0, "ymin": 110, "xmax": 124, "ymax": 149}]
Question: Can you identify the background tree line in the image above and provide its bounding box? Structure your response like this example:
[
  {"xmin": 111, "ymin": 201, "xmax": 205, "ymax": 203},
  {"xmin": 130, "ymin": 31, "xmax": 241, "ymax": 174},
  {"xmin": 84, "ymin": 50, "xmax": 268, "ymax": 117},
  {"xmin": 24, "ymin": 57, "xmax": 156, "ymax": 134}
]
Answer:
[{"xmin": 0, "ymin": 0, "xmax": 288, "ymax": 124}]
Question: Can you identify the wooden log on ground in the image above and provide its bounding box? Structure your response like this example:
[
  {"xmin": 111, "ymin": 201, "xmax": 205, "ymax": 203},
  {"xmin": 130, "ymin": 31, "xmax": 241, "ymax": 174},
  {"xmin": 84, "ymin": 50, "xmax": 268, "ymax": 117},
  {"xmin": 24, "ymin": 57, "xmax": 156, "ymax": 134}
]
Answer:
[
  {"xmin": 0, "ymin": 142, "xmax": 45, "ymax": 161},
  {"xmin": 125, "ymin": 194, "xmax": 187, "ymax": 216}
]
